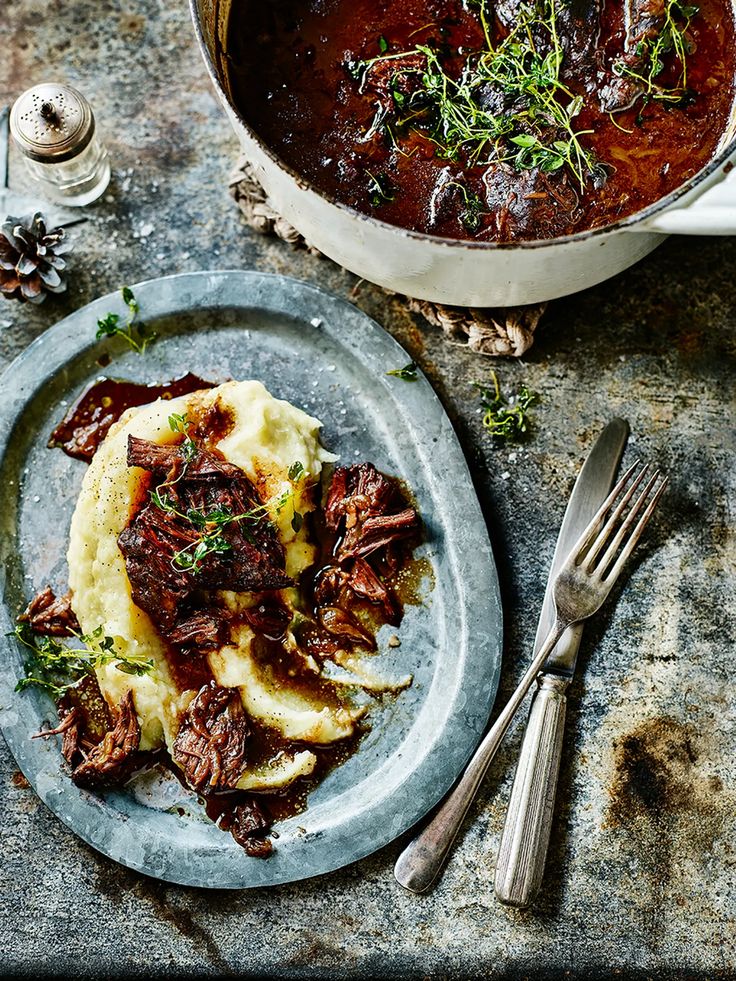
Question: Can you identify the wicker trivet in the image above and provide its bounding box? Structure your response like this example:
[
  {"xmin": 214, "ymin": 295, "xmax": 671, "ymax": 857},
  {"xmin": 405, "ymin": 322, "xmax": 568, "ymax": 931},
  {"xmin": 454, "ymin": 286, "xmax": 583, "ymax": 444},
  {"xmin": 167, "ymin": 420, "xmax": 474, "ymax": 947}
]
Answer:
[{"xmin": 229, "ymin": 156, "xmax": 546, "ymax": 358}]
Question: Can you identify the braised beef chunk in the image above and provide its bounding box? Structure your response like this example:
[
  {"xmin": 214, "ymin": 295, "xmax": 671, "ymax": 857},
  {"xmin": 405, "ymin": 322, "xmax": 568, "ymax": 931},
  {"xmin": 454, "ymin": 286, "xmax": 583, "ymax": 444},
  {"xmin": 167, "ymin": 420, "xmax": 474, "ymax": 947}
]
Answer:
[
  {"xmin": 317, "ymin": 464, "xmax": 420, "ymax": 643},
  {"xmin": 361, "ymin": 52, "xmax": 426, "ymax": 112},
  {"xmin": 242, "ymin": 601, "xmax": 292, "ymax": 639},
  {"xmin": 19, "ymin": 586, "xmax": 80, "ymax": 637},
  {"xmin": 229, "ymin": 798, "xmax": 273, "ymax": 858},
  {"xmin": 118, "ymin": 437, "xmax": 291, "ymax": 639},
  {"xmin": 127, "ymin": 436, "xmax": 182, "ymax": 472},
  {"xmin": 313, "ymin": 565, "xmax": 350, "ymax": 607},
  {"xmin": 600, "ymin": 0, "xmax": 673, "ymax": 111},
  {"xmin": 173, "ymin": 682, "xmax": 250, "ymax": 792},
  {"xmin": 168, "ymin": 609, "xmax": 230, "ymax": 650},
  {"xmin": 72, "ymin": 690, "xmax": 141, "ymax": 789},
  {"xmin": 325, "ymin": 463, "xmax": 400, "ymax": 531}
]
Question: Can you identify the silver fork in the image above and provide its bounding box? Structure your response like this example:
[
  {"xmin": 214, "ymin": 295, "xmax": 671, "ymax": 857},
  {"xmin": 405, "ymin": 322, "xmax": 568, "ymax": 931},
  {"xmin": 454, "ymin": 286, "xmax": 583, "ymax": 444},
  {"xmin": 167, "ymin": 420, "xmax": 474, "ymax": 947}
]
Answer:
[{"xmin": 394, "ymin": 461, "xmax": 668, "ymax": 893}]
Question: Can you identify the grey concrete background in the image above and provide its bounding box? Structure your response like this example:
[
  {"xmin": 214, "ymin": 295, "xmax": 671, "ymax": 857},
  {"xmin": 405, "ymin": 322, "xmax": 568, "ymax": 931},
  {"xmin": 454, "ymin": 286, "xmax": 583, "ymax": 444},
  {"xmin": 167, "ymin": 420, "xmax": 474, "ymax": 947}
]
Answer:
[{"xmin": 1, "ymin": 1, "xmax": 735, "ymax": 977}]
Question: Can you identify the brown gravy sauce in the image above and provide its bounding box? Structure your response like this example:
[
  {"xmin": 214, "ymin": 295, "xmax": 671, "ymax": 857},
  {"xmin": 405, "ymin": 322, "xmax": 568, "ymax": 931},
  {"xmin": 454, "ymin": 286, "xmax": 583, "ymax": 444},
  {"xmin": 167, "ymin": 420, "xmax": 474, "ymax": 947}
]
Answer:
[{"xmin": 49, "ymin": 373, "xmax": 214, "ymax": 462}]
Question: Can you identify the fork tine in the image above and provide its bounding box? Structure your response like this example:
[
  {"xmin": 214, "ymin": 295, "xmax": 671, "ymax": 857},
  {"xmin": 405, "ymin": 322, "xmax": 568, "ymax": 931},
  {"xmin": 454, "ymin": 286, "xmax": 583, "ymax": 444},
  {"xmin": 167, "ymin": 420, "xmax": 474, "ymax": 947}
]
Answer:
[
  {"xmin": 594, "ymin": 469, "xmax": 660, "ymax": 575},
  {"xmin": 602, "ymin": 475, "xmax": 669, "ymax": 584},
  {"xmin": 583, "ymin": 463, "xmax": 650, "ymax": 571},
  {"xmin": 570, "ymin": 460, "xmax": 643, "ymax": 566}
]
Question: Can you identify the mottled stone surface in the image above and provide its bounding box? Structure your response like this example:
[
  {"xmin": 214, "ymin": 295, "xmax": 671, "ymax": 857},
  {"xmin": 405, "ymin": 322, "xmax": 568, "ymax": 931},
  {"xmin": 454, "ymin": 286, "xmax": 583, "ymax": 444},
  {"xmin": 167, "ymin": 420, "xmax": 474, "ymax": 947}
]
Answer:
[{"xmin": 1, "ymin": 1, "xmax": 735, "ymax": 977}]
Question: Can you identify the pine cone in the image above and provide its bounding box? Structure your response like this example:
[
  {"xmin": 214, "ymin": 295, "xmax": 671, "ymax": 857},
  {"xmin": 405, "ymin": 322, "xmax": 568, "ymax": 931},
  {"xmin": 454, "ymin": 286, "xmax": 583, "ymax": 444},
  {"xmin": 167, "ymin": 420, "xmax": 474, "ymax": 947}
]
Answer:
[{"xmin": 0, "ymin": 212, "xmax": 72, "ymax": 304}]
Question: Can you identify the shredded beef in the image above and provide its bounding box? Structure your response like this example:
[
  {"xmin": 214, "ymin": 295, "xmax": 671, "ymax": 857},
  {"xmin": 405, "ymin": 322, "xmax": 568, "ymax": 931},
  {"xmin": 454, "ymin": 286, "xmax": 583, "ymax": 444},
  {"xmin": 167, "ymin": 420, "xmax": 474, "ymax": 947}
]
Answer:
[
  {"xmin": 325, "ymin": 463, "xmax": 418, "ymax": 561},
  {"xmin": 72, "ymin": 690, "xmax": 141, "ymax": 789},
  {"xmin": 343, "ymin": 508, "xmax": 418, "ymax": 559},
  {"xmin": 228, "ymin": 798, "xmax": 273, "ymax": 858},
  {"xmin": 19, "ymin": 587, "xmax": 80, "ymax": 637},
  {"xmin": 167, "ymin": 610, "xmax": 230, "ymax": 650},
  {"xmin": 319, "ymin": 606, "xmax": 376, "ymax": 648},
  {"xmin": 33, "ymin": 706, "xmax": 82, "ymax": 764},
  {"xmin": 118, "ymin": 436, "xmax": 291, "ymax": 638},
  {"xmin": 173, "ymin": 682, "xmax": 250, "ymax": 792},
  {"xmin": 348, "ymin": 557, "xmax": 397, "ymax": 620}
]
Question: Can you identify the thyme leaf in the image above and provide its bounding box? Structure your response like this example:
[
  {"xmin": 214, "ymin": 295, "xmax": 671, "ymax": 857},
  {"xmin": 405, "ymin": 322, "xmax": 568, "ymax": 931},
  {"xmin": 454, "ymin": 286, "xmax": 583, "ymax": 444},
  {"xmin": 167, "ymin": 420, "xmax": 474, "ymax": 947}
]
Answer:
[
  {"xmin": 95, "ymin": 287, "xmax": 156, "ymax": 354},
  {"xmin": 167, "ymin": 412, "xmax": 197, "ymax": 461},
  {"xmin": 475, "ymin": 371, "xmax": 539, "ymax": 441},
  {"xmin": 153, "ymin": 488, "xmax": 293, "ymax": 574},
  {"xmin": 386, "ymin": 361, "xmax": 419, "ymax": 381},
  {"xmin": 12, "ymin": 622, "xmax": 153, "ymax": 696}
]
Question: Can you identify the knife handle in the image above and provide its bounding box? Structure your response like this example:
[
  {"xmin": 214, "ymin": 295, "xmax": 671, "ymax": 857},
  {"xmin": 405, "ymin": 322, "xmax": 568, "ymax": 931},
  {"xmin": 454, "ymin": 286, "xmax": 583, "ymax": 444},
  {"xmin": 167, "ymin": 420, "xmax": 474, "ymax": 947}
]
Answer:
[{"xmin": 494, "ymin": 673, "xmax": 569, "ymax": 908}]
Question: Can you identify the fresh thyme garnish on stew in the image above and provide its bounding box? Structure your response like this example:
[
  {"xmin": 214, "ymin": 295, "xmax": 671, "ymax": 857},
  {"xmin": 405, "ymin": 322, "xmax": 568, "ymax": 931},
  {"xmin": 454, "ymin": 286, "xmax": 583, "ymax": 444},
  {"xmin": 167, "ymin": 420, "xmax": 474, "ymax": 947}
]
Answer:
[
  {"xmin": 12, "ymin": 623, "xmax": 154, "ymax": 697},
  {"xmin": 613, "ymin": 0, "xmax": 698, "ymax": 105},
  {"xmin": 152, "ymin": 488, "xmax": 294, "ymax": 574},
  {"xmin": 349, "ymin": 0, "xmax": 607, "ymax": 190},
  {"xmin": 386, "ymin": 361, "xmax": 419, "ymax": 381},
  {"xmin": 95, "ymin": 286, "xmax": 157, "ymax": 355},
  {"xmin": 367, "ymin": 171, "xmax": 395, "ymax": 206},
  {"xmin": 475, "ymin": 371, "xmax": 539, "ymax": 441}
]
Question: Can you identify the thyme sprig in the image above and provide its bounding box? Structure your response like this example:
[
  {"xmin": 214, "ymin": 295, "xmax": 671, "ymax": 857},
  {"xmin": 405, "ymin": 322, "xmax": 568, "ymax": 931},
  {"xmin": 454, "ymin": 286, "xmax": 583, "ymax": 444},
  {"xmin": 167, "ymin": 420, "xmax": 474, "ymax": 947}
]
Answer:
[
  {"xmin": 351, "ymin": 0, "xmax": 603, "ymax": 190},
  {"xmin": 168, "ymin": 412, "xmax": 197, "ymax": 461},
  {"xmin": 95, "ymin": 286, "xmax": 156, "ymax": 354},
  {"xmin": 475, "ymin": 371, "xmax": 539, "ymax": 441},
  {"xmin": 613, "ymin": 0, "xmax": 698, "ymax": 105},
  {"xmin": 152, "ymin": 486, "xmax": 297, "ymax": 574},
  {"xmin": 13, "ymin": 623, "xmax": 154, "ymax": 697}
]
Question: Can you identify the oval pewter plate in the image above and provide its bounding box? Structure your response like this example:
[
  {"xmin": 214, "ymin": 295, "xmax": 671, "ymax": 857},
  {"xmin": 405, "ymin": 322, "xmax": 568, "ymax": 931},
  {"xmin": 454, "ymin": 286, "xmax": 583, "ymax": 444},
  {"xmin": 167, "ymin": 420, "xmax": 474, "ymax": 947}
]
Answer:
[{"xmin": 0, "ymin": 270, "xmax": 502, "ymax": 888}]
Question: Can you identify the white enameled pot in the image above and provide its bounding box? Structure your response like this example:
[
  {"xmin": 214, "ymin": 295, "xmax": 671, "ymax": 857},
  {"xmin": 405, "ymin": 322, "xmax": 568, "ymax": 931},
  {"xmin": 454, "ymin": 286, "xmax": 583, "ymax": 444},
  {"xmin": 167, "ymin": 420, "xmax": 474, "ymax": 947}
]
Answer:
[{"xmin": 191, "ymin": 0, "xmax": 736, "ymax": 307}]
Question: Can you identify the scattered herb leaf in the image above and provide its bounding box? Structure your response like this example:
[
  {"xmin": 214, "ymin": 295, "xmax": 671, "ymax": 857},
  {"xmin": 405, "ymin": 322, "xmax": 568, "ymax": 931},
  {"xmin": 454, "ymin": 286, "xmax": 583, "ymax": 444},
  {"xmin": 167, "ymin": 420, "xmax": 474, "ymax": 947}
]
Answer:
[
  {"xmin": 387, "ymin": 361, "xmax": 418, "ymax": 381},
  {"xmin": 288, "ymin": 461, "xmax": 305, "ymax": 482},
  {"xmin": 95, "ymin": 286, "xmax": 156, "ymax": 355},
  {"xmin": 378, "ymin": 35, "xmax": 389, "ymax": 54},
  {"xmin": 475, "ymin": 371, "xmax": 539, "ymax": 441}
]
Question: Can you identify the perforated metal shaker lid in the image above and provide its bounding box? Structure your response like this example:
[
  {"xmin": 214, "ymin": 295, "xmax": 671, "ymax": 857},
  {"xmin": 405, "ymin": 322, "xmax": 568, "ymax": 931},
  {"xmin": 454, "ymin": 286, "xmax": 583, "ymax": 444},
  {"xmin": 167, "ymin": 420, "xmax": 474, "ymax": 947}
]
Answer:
[{"xmin": 10, "ymin": 83, "xmax": 95, "ymax": 163}]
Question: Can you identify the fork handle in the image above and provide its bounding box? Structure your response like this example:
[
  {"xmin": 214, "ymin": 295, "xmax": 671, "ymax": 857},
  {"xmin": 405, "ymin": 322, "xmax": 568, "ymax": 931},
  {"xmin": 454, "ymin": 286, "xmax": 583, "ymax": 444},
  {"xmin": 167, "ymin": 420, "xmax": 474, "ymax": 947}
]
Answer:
[
  {"xmin": 494, "ymin": 673, "xmax": 569, "ymax": 908},
  {"xmin": 394, "ymin": 616, "xmax": 567, "ymax": 893}
]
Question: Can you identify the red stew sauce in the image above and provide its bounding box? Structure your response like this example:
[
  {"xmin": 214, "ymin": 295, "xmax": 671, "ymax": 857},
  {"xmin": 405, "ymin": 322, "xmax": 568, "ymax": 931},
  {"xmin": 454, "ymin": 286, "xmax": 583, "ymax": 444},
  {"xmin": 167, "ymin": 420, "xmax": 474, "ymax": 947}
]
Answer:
[{"xmin": 226, "ymin": 0, "xmax": 736, "ymax": 241}]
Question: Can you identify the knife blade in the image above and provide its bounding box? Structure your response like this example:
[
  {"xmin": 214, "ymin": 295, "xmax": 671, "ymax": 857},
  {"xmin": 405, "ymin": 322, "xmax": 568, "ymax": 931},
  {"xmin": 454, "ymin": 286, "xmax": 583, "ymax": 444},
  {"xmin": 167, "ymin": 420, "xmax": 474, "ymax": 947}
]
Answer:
[
  {"xmin": 534, "ymin": 416, "xmax": 629, "ymax": 676},
  {"xmin": 494, "ymin": 417, "xmax": 629, "ymax": 907}
]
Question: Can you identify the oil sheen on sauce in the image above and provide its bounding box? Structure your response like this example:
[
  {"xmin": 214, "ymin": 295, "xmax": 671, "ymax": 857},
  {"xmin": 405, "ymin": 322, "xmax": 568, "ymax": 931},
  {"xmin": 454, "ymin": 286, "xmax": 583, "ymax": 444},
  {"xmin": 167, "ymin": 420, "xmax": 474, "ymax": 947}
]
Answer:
[{"xmin": 226, "ymin": 0, "xmax": 736, "ymax": 241}]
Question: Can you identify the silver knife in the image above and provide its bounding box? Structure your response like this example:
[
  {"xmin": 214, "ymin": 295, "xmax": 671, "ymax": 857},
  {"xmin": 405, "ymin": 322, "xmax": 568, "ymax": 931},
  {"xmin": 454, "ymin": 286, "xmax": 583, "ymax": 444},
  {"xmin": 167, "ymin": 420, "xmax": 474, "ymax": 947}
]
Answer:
[{"xmin": 494, "ymin": 417, "xmax": 629, "ymax": 907}]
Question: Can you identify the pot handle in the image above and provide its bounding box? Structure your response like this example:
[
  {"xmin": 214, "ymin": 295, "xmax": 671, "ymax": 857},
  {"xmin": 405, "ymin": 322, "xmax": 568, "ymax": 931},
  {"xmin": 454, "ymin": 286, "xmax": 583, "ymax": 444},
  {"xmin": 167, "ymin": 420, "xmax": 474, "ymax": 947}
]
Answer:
[{"xmin": 630, "ymin": 164, "xmax": 736, "ymax": 235}]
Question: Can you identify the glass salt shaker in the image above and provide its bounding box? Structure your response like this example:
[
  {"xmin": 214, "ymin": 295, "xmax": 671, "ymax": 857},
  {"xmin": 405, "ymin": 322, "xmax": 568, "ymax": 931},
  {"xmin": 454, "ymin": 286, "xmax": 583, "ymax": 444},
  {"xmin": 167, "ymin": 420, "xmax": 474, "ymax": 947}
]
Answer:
[{"xmin": 9, "ymin": 83, "xmax": 111, "ymax": 206}]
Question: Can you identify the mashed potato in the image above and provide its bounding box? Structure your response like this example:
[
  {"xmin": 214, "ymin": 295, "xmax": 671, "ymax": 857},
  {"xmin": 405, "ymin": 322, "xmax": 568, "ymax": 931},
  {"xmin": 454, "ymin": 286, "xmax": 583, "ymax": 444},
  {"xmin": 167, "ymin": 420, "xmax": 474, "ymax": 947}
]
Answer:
[{"xmin": 67, "ymin": 380, "xmax": 365, "ymax": 790}]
